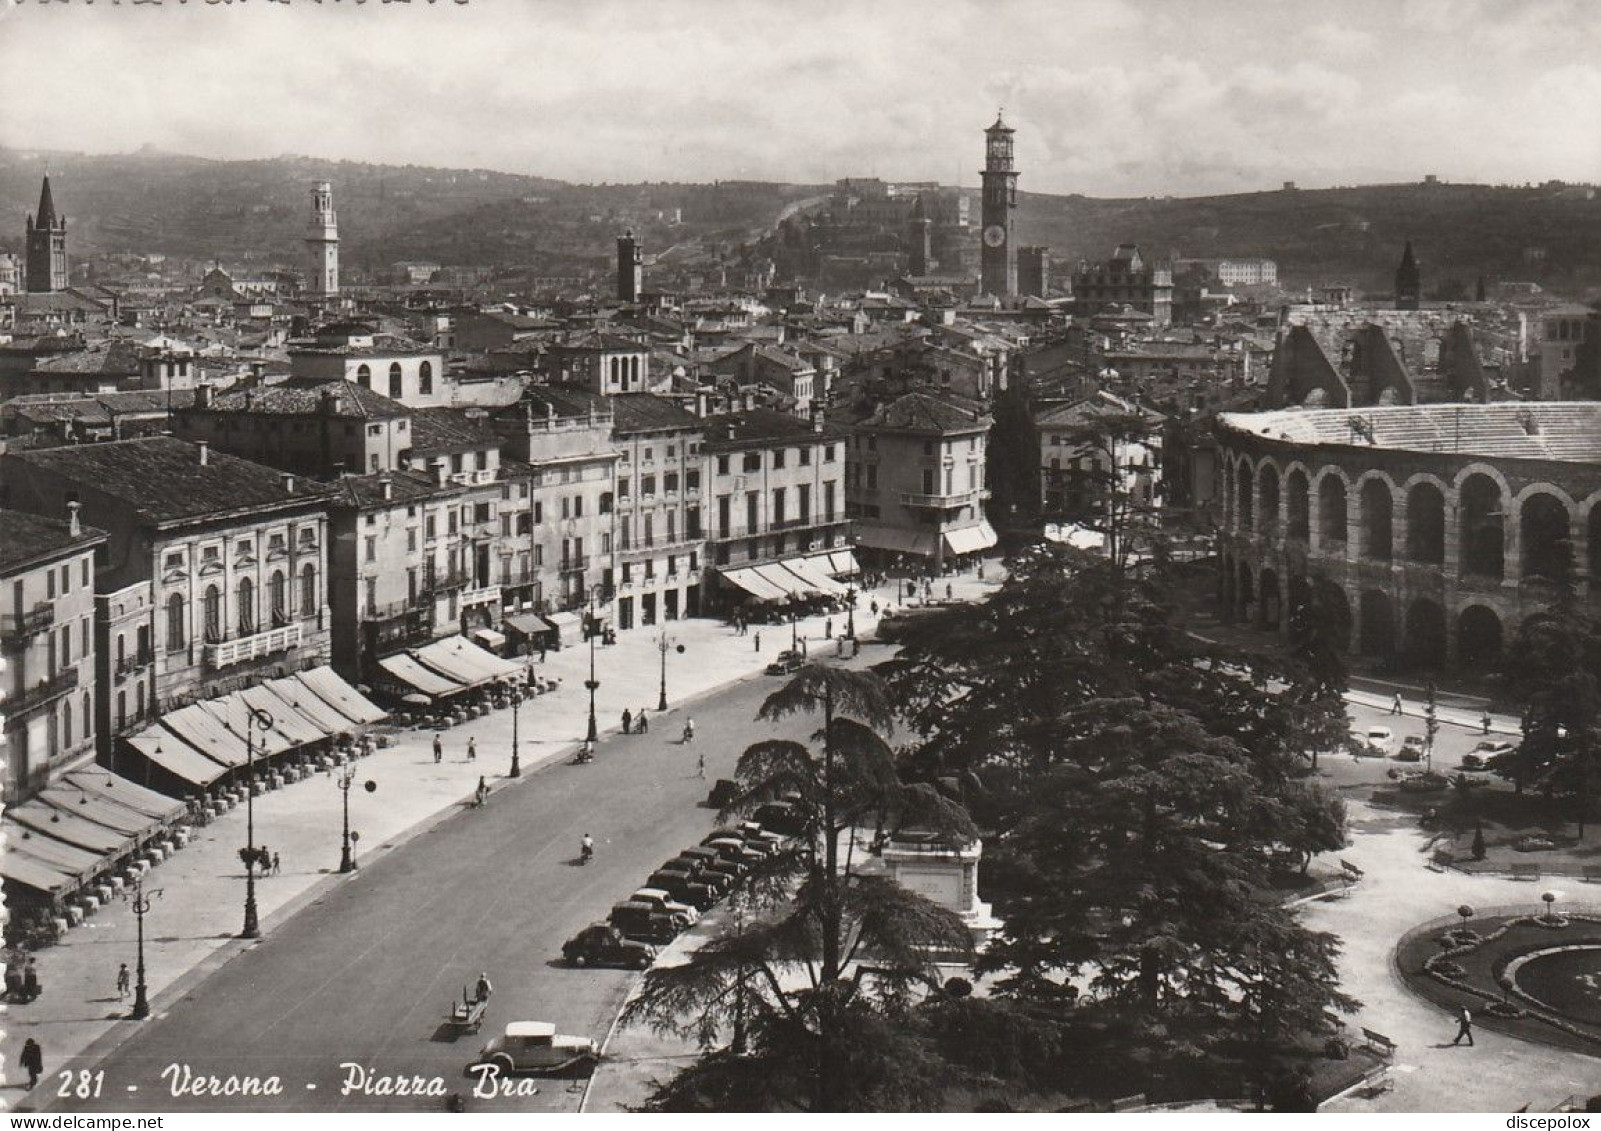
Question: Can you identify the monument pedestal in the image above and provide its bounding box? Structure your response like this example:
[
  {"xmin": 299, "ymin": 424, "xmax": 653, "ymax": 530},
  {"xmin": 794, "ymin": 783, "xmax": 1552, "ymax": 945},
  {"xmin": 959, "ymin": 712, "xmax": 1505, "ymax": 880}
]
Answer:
[{"xmin": 882, "ymin": 833, "xmax": 1001, "ymax": 950}]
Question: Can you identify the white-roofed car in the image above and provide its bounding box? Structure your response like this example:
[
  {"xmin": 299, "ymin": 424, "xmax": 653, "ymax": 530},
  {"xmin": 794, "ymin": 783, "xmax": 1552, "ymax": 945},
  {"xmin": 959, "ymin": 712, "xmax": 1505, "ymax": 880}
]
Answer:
[
  {"xmin": 1463, "ymin": 739, "xmax": 1515, "ymax": 770},
  {"xmin": 473, "ymin": 1022, "xmax": 598, "ymax": 1077}
]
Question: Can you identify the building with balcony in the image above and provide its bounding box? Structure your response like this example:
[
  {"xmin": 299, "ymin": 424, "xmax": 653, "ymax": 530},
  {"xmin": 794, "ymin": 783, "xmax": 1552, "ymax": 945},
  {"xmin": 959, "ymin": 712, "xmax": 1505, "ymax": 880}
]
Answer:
[
  {"xmin": 174, "ymin": 382, "xmax": 415, "ymax": 478},
  {"xmin": 842, "ymin": 391, "xmax": 995, "ymax": 570},
  {"xmin": 703, "ymin": 406, "xmax": 853, "ymax": 609},
  {"xmin": 1216, "ymin": 402, "xmax": 1601, "ymax": 671},
  {"xmin": 288, "ymin": 321, "xmax": 447, "ymax": 408},
  {"xmin": 1, "ymin": 506, "xmax": 105, "ymax": 803},
  {"xmin": 1, "ymin": 437, "xmax": 334, "ymax": 712},
  {"xmin": 609, "ymin": 392, "xmax": 707, "ymax": 629},
  {"xmin": 542, "ymin": 332, "xmax": 651, "ymax": 396},
  {"xmin": 1037, "ymin": 391, "xmax": 1163, "ymax": 522},
  {"xmin": 492, "ymin": 393, "xmax": 620, "ymax": 621},
  {"xmin": 96, "ymin": 579, "xmax": 156, "ymax": 757}
]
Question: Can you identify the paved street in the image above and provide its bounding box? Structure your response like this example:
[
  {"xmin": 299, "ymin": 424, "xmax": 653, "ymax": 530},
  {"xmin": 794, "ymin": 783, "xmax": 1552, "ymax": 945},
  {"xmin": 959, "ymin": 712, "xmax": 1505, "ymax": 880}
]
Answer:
[{"xmin": 44, "ymin": 653, "xmax": 845, "ymax": 1113}]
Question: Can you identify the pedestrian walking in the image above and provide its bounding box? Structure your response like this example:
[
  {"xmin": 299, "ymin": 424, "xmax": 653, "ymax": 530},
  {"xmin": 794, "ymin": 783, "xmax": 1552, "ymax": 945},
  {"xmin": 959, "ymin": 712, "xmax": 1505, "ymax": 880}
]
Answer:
[
  {"xmin": 116, "ymin": 962, "xmax": 131, "ymax": 1000},
  {"xmin": 637, "ymin": 708, "xmax": 648, "ymax": 733},
  {"xmin": 23, "ymin": 957, "xmax": 39, "ymax": 1002},
  {"xmin": 871, "ymin": 599, "xmax": 879, "ymax": 616},
  {"xmin": 696, "ymin": 752, "xmax": 706, "ymax": 779},
  {"xmin": 800, "ymin": 637, "xmax": 808, "ymax": 657},
  {"xmin": 20, "ymin": 1037, "xmax": 42, "ymax": 1089},
  {"xmin": 978, "ymin": 561, "xmax": 986, "ymax": 580},
  {"xmin": 754, "ymin": 631, "xmax": 761, "ymax": 652},
  {"xmin": 946, "ymin": 582, "xmax": 953, "ymax": 600},
  {"xmin": 683, "ymin": 717, "xmax": 695, "ymax": 744},
  {"xmin": 1390, "ymin": 694, "xmax": 1404, "ymax": 715},
  {"xmin": 467, "ymin": 737, "xmax": 477, "ymax": 761},
  {"xmin": 475, "ymin": 775, "xmax": 489, "ymax": 807},
  {"xmin": 272, "ymin": 851, "xmax": 281, "ymax": 876},
  {"xmin": 1450, "ymin": 1006, "xmax": 1474, "ymax": 1046},
  {"xmin": 1481, "ymin": 710, "xmax": 1493, "ymax": 735},
  {"xmin": 539, "ymin": 644, "xmax": 548, "ymax": 663},
  {"xmin": 433, "ymin": 735, "xmax": 443, "ymax": 764},
  {"xmin": 825, "ymin": 617, "xmax": 833, "ymax": 639},
  {"xmin": 622, "ymin": 708, "xmax": 632, "ymax": 735}
]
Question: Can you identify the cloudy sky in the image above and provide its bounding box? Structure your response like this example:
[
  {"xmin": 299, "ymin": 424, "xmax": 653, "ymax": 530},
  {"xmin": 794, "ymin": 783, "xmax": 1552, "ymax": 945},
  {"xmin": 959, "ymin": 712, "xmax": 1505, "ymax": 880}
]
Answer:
[{"xmin": 1, "ymin": 0, "xmax": 1597, "ymax": 196}]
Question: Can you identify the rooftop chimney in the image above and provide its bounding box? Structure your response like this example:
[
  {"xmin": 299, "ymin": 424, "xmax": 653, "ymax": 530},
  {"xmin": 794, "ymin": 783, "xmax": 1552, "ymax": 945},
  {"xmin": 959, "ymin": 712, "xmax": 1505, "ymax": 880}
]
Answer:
[
  {"xmin": 432, "ymin": 457, "xmax": 448, "ymax": 487},
  {"xmin": 725, "ymin": 422, "xmax": 737, "ymax": 441},
  {"xmin": 379, "ymin": 476, "xmax": 393, "ymax": 501},
  {"xmin": 280, "ymin": 473, "xmax": 296, "ymax": 494},
  {"xmin": 67, "ymin": 500, "xmax": 81, "ymax": 538},
  {"xmin": 197, "ymin": 440, "xmax": 209, "ymax": 466}
]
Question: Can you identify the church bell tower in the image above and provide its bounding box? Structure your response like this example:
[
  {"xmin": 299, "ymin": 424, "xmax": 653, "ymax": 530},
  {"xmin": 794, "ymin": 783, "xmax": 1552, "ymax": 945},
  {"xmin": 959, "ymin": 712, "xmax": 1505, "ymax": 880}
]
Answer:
[
  {"xmin": 305, "ymin": 181, "xmax": 340, "ymax": 298},
  {"xmin": 980, "ymin": 112, "xmax": 1019, "ymax": 298},
  {"xmin": 25, "ymin": 174, "xmax": 68, "ymax": 293}
]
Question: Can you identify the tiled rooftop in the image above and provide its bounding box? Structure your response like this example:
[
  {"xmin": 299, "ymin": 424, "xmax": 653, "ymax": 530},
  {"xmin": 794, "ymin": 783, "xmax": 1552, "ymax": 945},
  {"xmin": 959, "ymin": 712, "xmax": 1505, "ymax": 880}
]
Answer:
[
  {"xmin": 0, "ymin": 508, "xmax": 106, "ymax": 575},
  {"xmin": 1219, "ymin": 402, "xmax": 1601, "ymax": 463}
]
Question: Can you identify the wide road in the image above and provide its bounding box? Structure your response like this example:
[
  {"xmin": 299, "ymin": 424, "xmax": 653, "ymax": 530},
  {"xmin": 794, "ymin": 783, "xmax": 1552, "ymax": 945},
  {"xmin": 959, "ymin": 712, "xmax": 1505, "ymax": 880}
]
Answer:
[{"xmin": 54, "ymin": 663, "xmax": 819, "ymax": 1114}]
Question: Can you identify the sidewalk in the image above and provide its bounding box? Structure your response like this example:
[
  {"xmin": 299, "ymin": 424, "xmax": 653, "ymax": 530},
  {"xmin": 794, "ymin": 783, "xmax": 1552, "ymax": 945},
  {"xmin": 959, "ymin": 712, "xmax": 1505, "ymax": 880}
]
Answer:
[{"xmin": 1, "ymin": 564, "xmax": 1002, "ymax": 1105}]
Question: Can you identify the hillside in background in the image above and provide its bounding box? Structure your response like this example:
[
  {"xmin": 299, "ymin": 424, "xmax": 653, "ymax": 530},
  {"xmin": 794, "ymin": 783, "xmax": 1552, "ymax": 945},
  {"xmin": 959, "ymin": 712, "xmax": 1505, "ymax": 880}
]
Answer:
[
  {"xmin": 1011, "ymin": 182, "xmax": 1601, "ymax": 295},
  {"xmin": 2, "ymin": 145, "xmax": 1597, "ymax": 296}
]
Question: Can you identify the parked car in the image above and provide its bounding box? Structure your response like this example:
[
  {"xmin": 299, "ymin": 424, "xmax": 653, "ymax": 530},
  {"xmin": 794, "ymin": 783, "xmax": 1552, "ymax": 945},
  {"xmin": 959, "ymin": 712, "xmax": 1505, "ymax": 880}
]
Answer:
[
  {"xmin": 679, "ymin": 844, "xmax": 748, "ymax": 879},
  {"xmin": 630, "ymin": 887, "xmax": 698, "ymax": 925},
  {"xmin": 753, "ymin": 800, "xmax": 806, "ymax": 837},
  {"xmin": 608, "ymin": 900, "xmax": 681, "ymax": 945},
  {"xmin": 1358, "ymin": 726, "xmax": 1394, "ymax": 755},
  {"xmin": 703, "ymin": 836, "xmax": 766, "ymax": 870},
  {"xmin": 645, "ymin": 868, "xmax": 719, "ymax": 911},
  {"xmin": 766, "ymin": 650, "xmax": 804, "ymax": 675},
  {"xmin": 473, "ymin": 1022, "xmax": 598, "ymax": 1076},
  {"xmin": 706, "ymin": 824, "xmax": 782, "ymax": 855},
  {"xmin": 562, "ymin": 923, "xmax": 656, "ymax": 969},
  {"xmin": 1463, "ymin": 739, "xmax": 1515, "ymax": 771},
  {"xmin": 665, "ymin": 852, "xmax": 738, "ymax": 890},
  {"xmin": 707, "ymin": 778, "xmax": 741, "ymax": 809},
  {"xmin": 1397, "ymin": 735, "xmax": 1427, "ymax": 762}
]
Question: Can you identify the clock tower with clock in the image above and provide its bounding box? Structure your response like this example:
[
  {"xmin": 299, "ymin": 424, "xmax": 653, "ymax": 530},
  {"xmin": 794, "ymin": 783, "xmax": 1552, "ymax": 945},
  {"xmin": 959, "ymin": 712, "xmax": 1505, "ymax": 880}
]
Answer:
[{"xmin": 980, "ymin": 111, "xmax": 1019, "ymax": 298}]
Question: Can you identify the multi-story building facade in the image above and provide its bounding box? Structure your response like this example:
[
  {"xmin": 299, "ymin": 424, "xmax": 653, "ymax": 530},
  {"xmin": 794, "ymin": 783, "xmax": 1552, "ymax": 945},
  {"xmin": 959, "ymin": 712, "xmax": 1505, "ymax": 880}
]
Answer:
[
  {"xmin": 843, "ymin": 391, "xmax": 995, "ymax": 571},
  {"xmin": 543, "ymin": 333, "xmax": 651, "ymax": 396},
  {"xmin": 702, "ymin": 407, "xmax": 851, "ymax": 608},
  {"xmin": 1, "ymin": 507, "xmax": 105, "ymax": 803},
  {"xmin": 1072, "ymin": 244, "xmax": 1173, "ymax": 326},
  {"xmin": 97, "ymin": 579, "xmax": 156, "ymax": 757},
  {"xmin": 610, "ymin": 393, "xmax": 706, "ymax": 628},
  {"xmin": 1, "ymin": 437, "xmax": 334, "ymax": 713},
  {"xmin": 174, "ymin": 382, "xmax": 414, "ymax": 477}
]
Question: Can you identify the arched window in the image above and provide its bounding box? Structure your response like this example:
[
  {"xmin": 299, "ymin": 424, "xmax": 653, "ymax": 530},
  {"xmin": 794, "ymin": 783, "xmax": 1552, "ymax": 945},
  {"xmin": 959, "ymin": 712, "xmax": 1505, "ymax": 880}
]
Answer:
[
  {"xmin": 300, "ymin": 563, "xmax": 317, "ymax": 616},
  {"xmin": 83, "ymin": 691, "xmax": 92, "ymax": 742},
  {"xmin": 62, "ymin": 698, "xmax": 72, "ymax": 746},
  {"xmin": 237, "ymin": 576, "xmax": 255, "ymax": 635},
  {"xmin": 116, "ymin": 633, "xmax": 127, "ymax": 669},
  {"xmin": 389, "ymin": 362, "xmax": 404, "ymax": 399},
  {"xmin": 270, "ymin": 570, "xmax": 288, "ymax": 626},
  {"xmin": 418, "ymin": 360, "xmax": 433, "ymax": 396},
  {"xmin": 356, "ymin": 363, "xmax": 371, "ymax": 389},
  {"xmin": 203, "ymin": 585, "xmax": 222, "ymax": 644},
  {"xmin": 117, "ymin": 690, "xmax": 127, "ymax": 732},
  {"xmin": 166, "ymin": 592, "xmax": 186, "ymax": 651}
]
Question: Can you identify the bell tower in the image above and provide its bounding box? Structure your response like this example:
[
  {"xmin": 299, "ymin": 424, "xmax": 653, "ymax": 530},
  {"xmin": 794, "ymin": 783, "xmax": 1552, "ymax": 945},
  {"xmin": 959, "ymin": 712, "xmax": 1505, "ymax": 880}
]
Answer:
[
  {"xmin": 305, "ymin": 181, "xmax": 340, "ymax": 298},
  {"xmin": 980, "ymin": 112, "xmax": 1019, "ymax": 298},
  {"xmin": 25, "ymin": 174, "xmax": 68, "ymax": 293}
]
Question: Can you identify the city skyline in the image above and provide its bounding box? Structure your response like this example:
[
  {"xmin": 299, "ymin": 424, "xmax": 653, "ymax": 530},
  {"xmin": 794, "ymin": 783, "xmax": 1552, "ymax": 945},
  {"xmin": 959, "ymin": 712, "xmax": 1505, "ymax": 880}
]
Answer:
[{"xmin": 0, "ymin": 0, "xmax": 1597, "ymax": 197}]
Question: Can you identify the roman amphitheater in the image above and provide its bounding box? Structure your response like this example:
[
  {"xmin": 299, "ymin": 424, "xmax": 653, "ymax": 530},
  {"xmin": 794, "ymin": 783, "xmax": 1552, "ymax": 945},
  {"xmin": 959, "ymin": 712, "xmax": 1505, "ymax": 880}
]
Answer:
[{"xmin": 1215, "ymin": 402, "xmax": 1601, "ymax": 670}]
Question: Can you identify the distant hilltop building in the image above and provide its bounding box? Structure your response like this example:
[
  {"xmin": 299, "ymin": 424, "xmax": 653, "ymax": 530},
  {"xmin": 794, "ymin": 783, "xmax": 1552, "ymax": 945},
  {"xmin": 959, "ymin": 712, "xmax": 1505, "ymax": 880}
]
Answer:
[
  {"xmin": 1174, "ymin": 257, "xmax": 1278, "ymax": 287},
  {"xmin": 306, "ymin": 181, "xmax": 340, "ymax": 298},
  {"xmin": 25, "ymin": 174, "xmax": 68, "ymax": 293}
]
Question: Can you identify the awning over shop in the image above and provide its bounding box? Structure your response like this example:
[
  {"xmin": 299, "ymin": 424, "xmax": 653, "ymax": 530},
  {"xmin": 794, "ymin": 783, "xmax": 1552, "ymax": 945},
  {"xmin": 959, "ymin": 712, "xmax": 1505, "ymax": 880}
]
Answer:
[
  {"xmin": 434, "ymin": 635, "xmax": 522, "ymax": 680},
  {"xmin": 942, "ymin": 521, "xmax": 998, "ymax": 558},
  {"xmin": 0, "ymin": 848, "xmax": 80, "ymax": 896},
  {"xmin": 503, "ymin": 612, "xmax": 552, "ymax": 641},
  {"xmin": 750, "ymin": 564, "xmax": 805, "ymax": 598},
  {"xmin": 239, "ymin": 684, "xmax": 329, "ymax": 748},
  {"xmin": 36, "ymin": 787, "xmax": 152, "ymax": 838},
  {"xmin": 262, "ymin": 674, "xmax": 355, "ymax": 734},
  {"xmin": 379, "ymin": 652, "xmax": 467, "ymax": 699},
  {"xmin": 161, "ymin": 704, "xmax": 247, "ymax": 768},
  {"xmin": 63, "ymin": 769, "xmax": 186, "ymax": 824},
  {"xmin": 8, "ymin": 804, "xmax": 133, "ymax": 858},
  {"xmin": 470, "ymin": 627, "xmax": 507, "ymax": 650},
  {"xmin": 780, "ymin": 557, "xmax": 847, "ymax": 596},
  {"xmin": 197, "ymin": 696, "xmax": 294, "ymax": 759},
  {"xmin": 124, "ymin": 726, "xmax": 228, "ymax": 788},
  {"xmin": 293, "ymin": 666, "xmax": 388, "ymax": 726},
  {"xmin": 542, "ymin": 611, "xmax": 584, "ymax": 647},
  {"xmin": 719, "ymin": 566, "xmax": 789, "ymax": 602},
  {"xmin": 854, "ymin": 527, "xmax": 939, "ymax": 557},
  {"xmin": 413, "ymin": 637, "xmax": 505, "ymax": 687},
  {"xmin": 825, "ymin": 550, "xmax": 861, "ymax": 577},
  {"xmin": 8, "ymin": 827, "xmax": 103, "ymax": 880}
]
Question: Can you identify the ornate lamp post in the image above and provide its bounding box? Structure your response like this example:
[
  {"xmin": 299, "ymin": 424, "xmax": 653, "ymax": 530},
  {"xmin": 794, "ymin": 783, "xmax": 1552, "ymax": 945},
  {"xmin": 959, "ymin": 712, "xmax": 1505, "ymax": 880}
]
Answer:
[
  {"xmin": 127, "ymin": 878, "xmax": 161, "ymax": 1020},
  {"xmin": 657, "ymin": 630, "xmax": 683, "ymax": 712},
  {"xmin": 509, "ymin": 684, "xmax": 522, "ymax": 778},
  {"xmin": 240, "ymin": 705, "xmax": 274, "ymax": 939},
  {"xmin": 337, "ymin": 766, "xmax": 377, "ymax": 873},
  {"xmin": 585, "ymin": 584, "xmax": 603, "ymax": 745}
]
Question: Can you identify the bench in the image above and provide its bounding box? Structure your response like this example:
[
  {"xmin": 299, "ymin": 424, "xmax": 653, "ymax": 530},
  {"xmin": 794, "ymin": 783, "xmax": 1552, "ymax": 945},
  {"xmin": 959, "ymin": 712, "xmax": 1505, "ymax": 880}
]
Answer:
[
  {"xmin": 1360, "ymin": 1027, "xmax": 1397, "ymax": 1060},
  {"xmin": 1340, "ymin": 858, "xmax": 1364, "ymax": 879},
  {"xmin": 1353, "ymin": 1064, "xmax": 1395, "ymax": 1099},
  {"xmin": 1511, "ymin": 863, "xmax": 1542, "ymax": 881},
  {"xmin": 1109, "ymin": 1094, "xmax": 1147, "ymax": 1112},
  {"xmin": 1428, "ymin": 849, "xmax": 1453, "ymax": 873}
]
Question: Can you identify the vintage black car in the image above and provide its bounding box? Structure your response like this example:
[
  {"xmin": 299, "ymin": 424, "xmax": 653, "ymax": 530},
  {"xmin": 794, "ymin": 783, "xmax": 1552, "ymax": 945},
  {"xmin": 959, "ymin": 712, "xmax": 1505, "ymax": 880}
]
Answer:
[
  {"xmin": 562, "ymin": 923, "xmax": 656, "ymax": 969},
  {"xmin": 646, "ymin": 868, "xmax": 720, "ymax": 910},
  {"xmin": 609, "ymin": 900, "xmax": 682, "ymax": 944}
]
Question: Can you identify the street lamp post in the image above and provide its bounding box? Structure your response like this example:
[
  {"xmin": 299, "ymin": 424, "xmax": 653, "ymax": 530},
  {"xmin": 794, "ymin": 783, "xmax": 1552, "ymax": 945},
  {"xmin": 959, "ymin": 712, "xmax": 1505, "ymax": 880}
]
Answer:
[
  {"xmin": 240, "ymin": 706, "xmax": 274, "ymax": 939},
  {"xmin": 585, "ymin": 585, "xmax": 602, "ymax": 745},
  {"xmin": 657, "ymin": 630, "xmax": 683, "ymax": 712},
  {"xmin": 337, "ymin": 766, "xmax": 376, "ymax": 873},
  {"xmin": 509, "ymin": 684, "xmax": 522, "ymax": 778},
  {"xmin": 128, "ymin": 878, "xmax": 161, "ymax": 1021},
  {"xmin": 845, "ymin": 588, "xmax": 856, "ymax": 640},
  {"xmin": 790, "ymin": 609, "xmax": 799, "ymax": 652}
]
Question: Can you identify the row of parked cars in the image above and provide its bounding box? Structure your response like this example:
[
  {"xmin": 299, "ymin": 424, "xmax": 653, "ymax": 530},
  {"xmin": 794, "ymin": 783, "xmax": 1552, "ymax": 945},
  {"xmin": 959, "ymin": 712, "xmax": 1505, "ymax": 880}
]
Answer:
[{"xmin": 560, "ymin": 798, "xmax": 806, "ymax": 969}]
